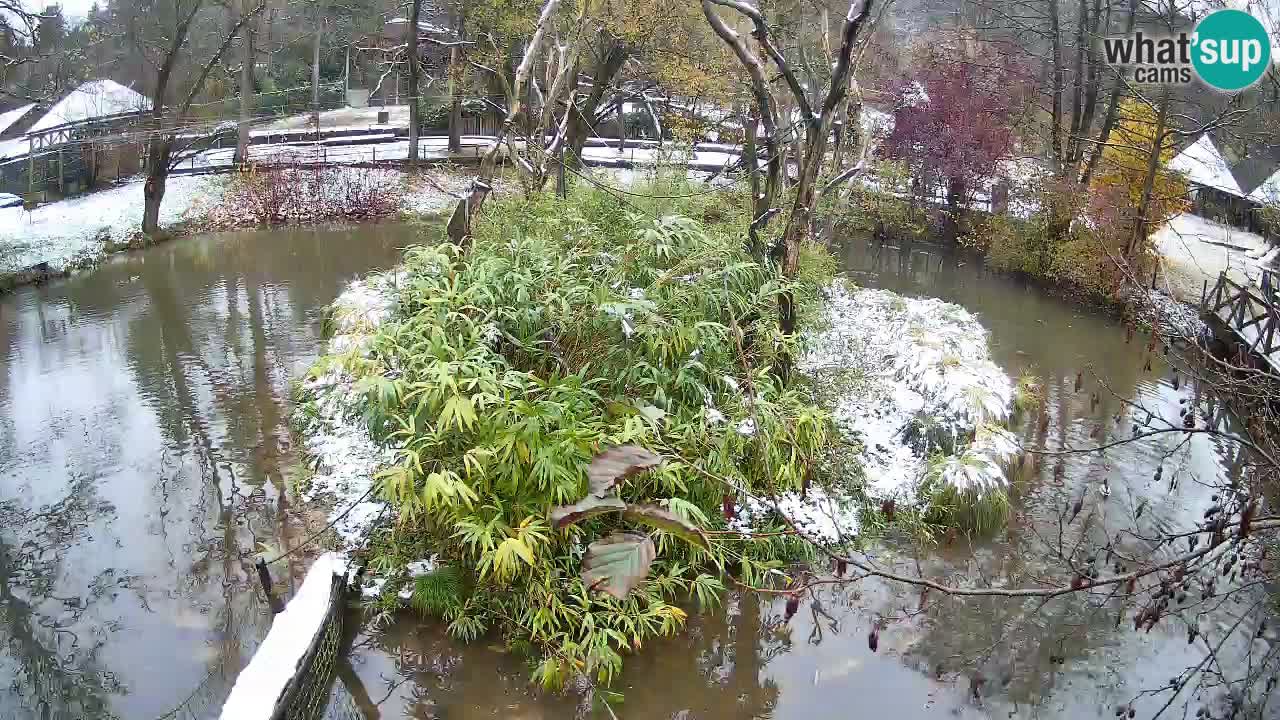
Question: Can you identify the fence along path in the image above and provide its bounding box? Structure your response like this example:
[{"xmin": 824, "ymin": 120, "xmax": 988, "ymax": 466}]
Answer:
[{"xmin": 1202, "ymin": 268, "xmax": 1280, "ymax": 374}]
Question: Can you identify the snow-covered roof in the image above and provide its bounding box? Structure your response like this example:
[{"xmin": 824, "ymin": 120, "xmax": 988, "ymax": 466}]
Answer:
[
  {"xmin": 28, "ymin": 80, "xmax": 151, "ymax": 133},
  {"xmin": 1248, "ymin": 167, "xmax": 1280, "ymax": 205},
  {"xmin": 1169, "ymin": 134, "xmax": 1245, "ymax": 197},
  {"xmin": 0, "ymin": 104, "xmax": 35, "ymax": 135}
]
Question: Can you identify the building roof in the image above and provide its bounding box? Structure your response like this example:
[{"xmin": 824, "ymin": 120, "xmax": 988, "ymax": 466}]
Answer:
[
  {"xmin": 0, "ymin": 104, "xmax": 36, "ymax": 136},
  {"xmin": 1248, "ymin": 166, "xmax": 1280, "ymax": 205},
  {"xmin": 1169, "ymin": 134, "xmax": 1245, "ymax": 197},
  {"xmin": 27, "ymin": 80, "xmax": 151, "ymax": 133}
]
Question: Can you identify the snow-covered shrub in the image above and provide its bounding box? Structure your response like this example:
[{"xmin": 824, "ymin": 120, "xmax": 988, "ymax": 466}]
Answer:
[{"xmin": 800, "ymin": 282, "xmax": 1019, "ymax": 533}]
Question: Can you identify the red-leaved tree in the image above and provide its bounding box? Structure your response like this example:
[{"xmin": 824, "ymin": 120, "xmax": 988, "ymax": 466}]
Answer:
[{"xmin": 879, "ymin": 40, "xmax": 1028, "ymax": 239}]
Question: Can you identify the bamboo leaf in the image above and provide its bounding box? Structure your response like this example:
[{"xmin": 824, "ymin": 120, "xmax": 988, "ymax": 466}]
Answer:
[
  {"xmin": 588, "ymin": 445, "xmax": 662, "ymax": 497},
  {"xmin": 581, "ymin": 532, "xmax": 656, "ymax": 600},
  {"xmin": 623, "ymin": 504, "xmax": 709, "ymax": 549},
  {"xmin": 550, "ymin": 495, "xmax": 626, "ymax": 529},
  {"xmin": 635, "ymin": 403, "xmax": 666, "ymax": 425}
]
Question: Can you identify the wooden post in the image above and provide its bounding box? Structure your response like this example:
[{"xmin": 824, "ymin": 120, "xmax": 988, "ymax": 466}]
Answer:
[
  {"xmin": 27, "ymin": 137, "xmax": 35, "ymax": 198},
  {"xmin": 556, "ymin": 144, "xmax": 566, "ymax": 199},
  {"xmin": 57, "ymin": 149, "xmax": 64, "ymax": 195},
  {"xmin": 256, "ymin": 558, "xmax": 283, "ymax": 613}
]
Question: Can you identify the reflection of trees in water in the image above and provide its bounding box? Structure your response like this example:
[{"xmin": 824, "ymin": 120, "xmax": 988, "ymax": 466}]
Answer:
[
  {"xmin": 357, "ymin": 591, "xmax": 787, "ymax": 719},
  {"xmin": 0, "ymin": 478, "xmax": 122, "ymax": 719},
  {"xmin": 0, "ymin": 225, "xmax": 413, "ymax": 717}
]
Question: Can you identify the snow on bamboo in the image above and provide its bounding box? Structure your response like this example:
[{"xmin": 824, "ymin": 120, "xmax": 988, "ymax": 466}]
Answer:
[
  {"xmin": 732, "ymin": 283, "xmax": 1018, "ymax": 542},
  {"xmin": 294, "ymin": 273, "xmax": 402, "ymax": 545}
]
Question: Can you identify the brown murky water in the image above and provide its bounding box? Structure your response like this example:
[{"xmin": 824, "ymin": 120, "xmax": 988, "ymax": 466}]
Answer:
[
  {"xmin": 1, "ymin": 227, "xmax": 1268, "ymax": 720},
  {"xmin": 334, "ymin": 237, "xmax": 1270, "ymax": 720},
  {"xmin": 0, "ymin": 223, "xmax": 419, "ymax": 719}
]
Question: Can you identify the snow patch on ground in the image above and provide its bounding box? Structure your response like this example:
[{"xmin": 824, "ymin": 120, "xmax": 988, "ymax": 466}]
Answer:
[
  {"xmin": 295, "ymin": 274, "xmax": 401, "ymax": 546},
  {"xmin": 218, "ymin": 552, "xmax": 347, "ymax": 720},
  {"xmin": 731, "ymin": 284, "xmax": 1017, "ymax": 543},
  {"xmin": 1, "ymin": 167, "xmax": 465, "ymax": 282},
  {"xmin": 1153, "ymin": 213, "xmax": 1275, "ymax": 303},
  {"xmin": 0, "ymin": 175, "xmax": 224, "ymax": 273},
  {"xmin": 1126, "ymin": 286, "xmax": 1208, "ymax": 340}
]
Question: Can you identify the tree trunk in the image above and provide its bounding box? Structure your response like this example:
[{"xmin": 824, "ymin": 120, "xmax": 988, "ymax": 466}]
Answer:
[
  {"xmin": 1079, "ymin": 0, "xmax": 1137, "ymax": 188},
  {"xmin": 311, "ymin": 0, "xmax": 323, "ymax": 134},
  {"xmin": 446, "ymin": 0, "xmax": 562, "ymax": 245},
  {"xmin": 235, "ymin": 3, "xmax": 254, "ymax": 165},
  {"xmin": 743, "ymin": 103, "xmax": 763, "ymax": 259},
  {"xmin": 1127, "ymin": 89, "xmax": 1170, "ymax": 259},
  {"xmin": 447, "ymin": 43, "xmax": 462, "ymax": 153},
  {"xmin": 1047, "ymin": 0, "xmax": 1065, "ymax": 175},
  {"xmin": 564, "ymin": 40, "xmax": 627, "ymax": 169},
  {"xmin": 406, "ymin": 0, "xmax": 422, "ymax": 165},
  {"xmin": 142, "ymin": 137, "xmax": 173, "ymax": 235}
]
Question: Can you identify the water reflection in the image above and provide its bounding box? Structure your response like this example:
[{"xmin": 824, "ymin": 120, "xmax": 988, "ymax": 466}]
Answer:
[
  {"xmin": 0, "ymin": 223, "xmax": 419, "ymax": 719},
  {"xmin": 349, "ymin": 236, "xmax": 1265, "ymax": 720}
]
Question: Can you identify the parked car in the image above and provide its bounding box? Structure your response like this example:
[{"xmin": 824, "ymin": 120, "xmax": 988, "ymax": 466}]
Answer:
[{"xmin": 0, "ymin": 193, "xmax": 22, "ymax": 208}]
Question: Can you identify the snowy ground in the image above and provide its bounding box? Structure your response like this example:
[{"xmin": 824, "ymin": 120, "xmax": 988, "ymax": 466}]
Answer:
[
  {"xmin": 181, "ymin": 137, "xmax": 748, "ymax": 174},
  {"xmin": 294, "ymin": 274, "xmax": 402, "ymax": 547},
  {"xmin": 259, "ymin": 104, "xmax": 412, "ymax": 132},
  {"xmin": 733, "ymin": 283, "xmax": 1018, "ymax": 543},
  {"xmin": 0, "ymin": 175, "xmax": 224, "ymax": 275},
  {"xmin": 0, "ymin": 168, "xmax": 467, "ymax": 284},
  {"xmin": 1153, "ymin": 213, "xmax": 1277, "ymax": 303},
  {"xmin": 293, "ymin": 273, "xmax": 444, "ymax": 603},
  {"xmin": 183, "ymin": 136, "xmax": 495, "ymax": 170}
]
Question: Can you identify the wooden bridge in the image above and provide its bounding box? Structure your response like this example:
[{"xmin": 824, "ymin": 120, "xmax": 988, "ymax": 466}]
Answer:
[{"xmin": 1201, "ymin": 267, "xmax": 1280, "ymax": 374}]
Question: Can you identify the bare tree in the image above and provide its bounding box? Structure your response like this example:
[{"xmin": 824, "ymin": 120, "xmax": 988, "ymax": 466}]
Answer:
[
  {"xmin": 445, "ymin": 0, "xmax": 588, "ymax": 244},
  {"xmin": 700, "ymin": 0, "xmax": 877, "ymax": 380},
  {"xmin": 137, "ymin": 0, "xmax": 266, "ymax": 235}
]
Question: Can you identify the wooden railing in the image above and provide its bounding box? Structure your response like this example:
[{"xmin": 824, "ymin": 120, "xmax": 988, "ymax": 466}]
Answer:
[{"xmin": 1203, "ymin": 270, "xmax": 1280, "ymax": 360}]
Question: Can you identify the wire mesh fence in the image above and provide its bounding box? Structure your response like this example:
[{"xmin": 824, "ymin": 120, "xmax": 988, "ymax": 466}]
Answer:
[{"xmin": 269, "ymin": 572, "xmax": 349, "ymax": 720}]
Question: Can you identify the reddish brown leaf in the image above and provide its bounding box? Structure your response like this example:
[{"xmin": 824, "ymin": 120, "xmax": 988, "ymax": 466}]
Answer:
[
  {"xmin": 588, "ymin": 445, "xmax": 662, "ymax": 497},
  {"xmin": 580, "ymin": 532, "xmax": 657, "ymax": 600},
  {"xmin": 622, "ymin": 504, "xmax": 709, "ymax": 549},
  {"xmin": 784, "ymin": 594, "xmax": 799, "ymax": 620},
  {"xmin": 549, "ymin": 495, "xmax": 625, "ymax": 529}
]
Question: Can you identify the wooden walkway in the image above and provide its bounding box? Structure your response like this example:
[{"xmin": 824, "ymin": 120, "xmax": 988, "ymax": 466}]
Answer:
[{"xmin": 1201, "ymin": 268, "xmax": 1280, "ymax": 374}]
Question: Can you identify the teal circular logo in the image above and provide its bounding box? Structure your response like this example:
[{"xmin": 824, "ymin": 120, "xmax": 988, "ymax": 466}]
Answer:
[{"xmin": 1192, "ymin": 9, "xmax": 1271, "ymax": 91}]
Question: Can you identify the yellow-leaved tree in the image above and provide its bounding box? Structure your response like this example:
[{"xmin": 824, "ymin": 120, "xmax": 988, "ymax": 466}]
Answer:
[{"xmin": 1093, "ymin": 98, "xmax": 1190, "ymax": 255}]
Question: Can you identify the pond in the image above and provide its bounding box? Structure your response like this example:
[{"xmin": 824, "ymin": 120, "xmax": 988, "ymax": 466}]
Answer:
[
  {"xmin": 0, "ymin": 223, "xmax": 419, "ymax": 719},
  {"xmin": 333, "ymin": 236, "xmax": 1267, "ymax": 719},
  {"xmin": 0, "ymin": 227, "xmax": 1265, "ymax": 720}
]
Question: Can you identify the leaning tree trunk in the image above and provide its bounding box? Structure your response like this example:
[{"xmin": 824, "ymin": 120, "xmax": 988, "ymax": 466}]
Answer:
[
  {"xmin": 446, "ymin": 0, "xmax": 562, "ymax": 245},
  {"xmin": 1127, "ymin": 89, "xmax": 1171, "ymax": 260},
  {"xmin": 564, "ymin": 40, "xmax": 628, "ymax": 168}
]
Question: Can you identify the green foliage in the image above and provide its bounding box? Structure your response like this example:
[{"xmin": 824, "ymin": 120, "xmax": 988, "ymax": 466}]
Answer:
[
  {"xmin": 1013, "ymin": 371, "xmax": 1043, "ymax": 415},
  {"xmin": 832, "ymin": 161, "xmax": 925, "ymax": 239},
  {"xmin": 410, "ymin": 566, "xmax": 464, "ymax": 616},
  {"xmin": 919, "ymin": 469, "xmax": 1011, "ymax": 536},
  {"xmin": 327, "ymin": 177, "xmax": 836, "ymax": 687}
]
